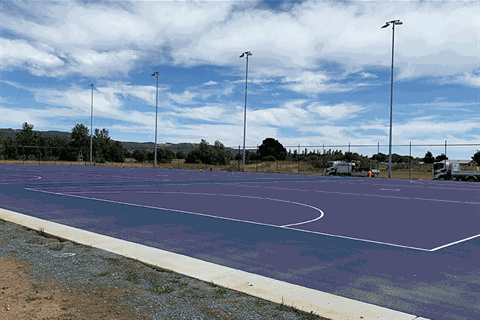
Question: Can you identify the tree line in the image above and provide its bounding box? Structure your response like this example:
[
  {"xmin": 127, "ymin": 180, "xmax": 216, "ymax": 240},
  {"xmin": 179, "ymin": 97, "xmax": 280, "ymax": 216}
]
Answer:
[{"xmin": 1, "ymin": 123, "xmax": 479, "ymax": 166}]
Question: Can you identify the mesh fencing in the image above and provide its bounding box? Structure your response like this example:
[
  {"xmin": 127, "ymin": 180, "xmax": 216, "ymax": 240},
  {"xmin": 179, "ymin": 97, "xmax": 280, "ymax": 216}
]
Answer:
[{"xmin": 0, "ymin": 142, "xmax": 478, "ymax": 180}]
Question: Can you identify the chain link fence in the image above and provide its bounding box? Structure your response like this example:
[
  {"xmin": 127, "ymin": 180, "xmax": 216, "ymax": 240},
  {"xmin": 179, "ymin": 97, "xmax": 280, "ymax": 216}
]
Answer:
[{"xmin": 0, "ymin": 142, "xmax": 478, "ymax": 181}]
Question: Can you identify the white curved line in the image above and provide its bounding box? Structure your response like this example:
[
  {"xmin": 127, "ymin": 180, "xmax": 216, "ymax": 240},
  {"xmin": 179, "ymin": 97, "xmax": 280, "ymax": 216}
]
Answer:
[
  {"xmin": 24, "ymin": 188, "xmax": 324, "ymax": 228},
  {"xmin": 0, "ymin": 175, "xmax": 42, "ymax": 183},
  {"xmin": 24, "ymin": 187, "xmax": 437, "ymax": 251}
]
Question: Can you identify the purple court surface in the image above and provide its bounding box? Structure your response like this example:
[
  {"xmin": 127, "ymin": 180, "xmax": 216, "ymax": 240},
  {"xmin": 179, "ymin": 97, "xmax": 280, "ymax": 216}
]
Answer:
[{"xmin": 1, "ymin": 164, "xmax": 479, "ymax": 320}]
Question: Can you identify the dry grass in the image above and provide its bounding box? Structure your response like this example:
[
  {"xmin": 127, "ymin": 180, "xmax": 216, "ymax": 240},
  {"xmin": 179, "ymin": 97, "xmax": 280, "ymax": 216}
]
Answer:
[{"xmin": 1, "ymin": 159, "xmax": 437, "ymax": 180}]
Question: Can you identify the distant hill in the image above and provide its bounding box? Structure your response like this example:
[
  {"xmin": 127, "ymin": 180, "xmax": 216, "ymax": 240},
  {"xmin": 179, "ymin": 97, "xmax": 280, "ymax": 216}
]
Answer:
[
  {"xmin": 0, "ymin": 128, "xmax": 71, "ymax": 141},
  {"xmin": 0, "ymin": 128, "xmax": 246, "ymax": 155}
]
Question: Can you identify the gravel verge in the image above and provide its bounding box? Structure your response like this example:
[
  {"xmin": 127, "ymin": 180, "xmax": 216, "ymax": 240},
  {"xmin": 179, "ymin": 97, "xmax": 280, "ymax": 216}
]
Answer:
[{"xmin": 0, "ymin": 218, "xmax": 328, "ymax": 320}]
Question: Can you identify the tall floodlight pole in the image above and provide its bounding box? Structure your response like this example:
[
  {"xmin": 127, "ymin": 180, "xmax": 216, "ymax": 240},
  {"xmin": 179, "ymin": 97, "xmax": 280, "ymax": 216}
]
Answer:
[
  {"xmin": 239, "ymin": 51, "xmax": 252, "ymax": 172},
  {"xmin": 151, "ymin": 72, "xmax": 160, "ymax": 168},
  {"xmin": 382, "ymin": 19, "xmax": 402, "ymax": 179},
  {"xmin": 89, "ymin": 84, "xmax": 94, "ymax": 166}
]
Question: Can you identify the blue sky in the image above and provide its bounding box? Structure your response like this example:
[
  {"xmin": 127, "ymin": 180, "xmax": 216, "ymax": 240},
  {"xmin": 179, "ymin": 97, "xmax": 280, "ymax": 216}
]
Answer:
[{"xmin": 0, "ymin": 0, "xmax": 479, "ymax": 159}]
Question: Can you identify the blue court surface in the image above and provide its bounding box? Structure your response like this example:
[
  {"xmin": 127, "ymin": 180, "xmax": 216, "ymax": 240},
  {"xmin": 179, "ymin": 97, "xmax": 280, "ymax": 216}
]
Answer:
[{"xmin": 1, "ymin": 164, "xmax": 479, "ymax": 319}]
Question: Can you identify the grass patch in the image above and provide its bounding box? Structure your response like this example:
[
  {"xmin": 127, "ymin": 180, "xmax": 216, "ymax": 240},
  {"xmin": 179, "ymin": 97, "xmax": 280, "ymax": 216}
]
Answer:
[
  {"xmin": 48, "ymin": 244, "xmax": 64, "ymax": 251},
  {"xmin": 104, "ymin": 257, "xmax": 121, "ymax": 264},
  {"xmin": 179, "ymin": 287, "xmax": 203, "ymax": 299},
  {"xmin": 37, "ymin": 226, "xmax": 48, "ymax": 237},
  {"xmin": 275, "ymin": 297, "xmax": 324, "ymax": 320},
  {"xmin": 124, "ymin": 270, "xmax": 140, "ymax": 284},
  {"xmin": 26, "ymin": 238, "xmax": 46, "ymax": 245},
  {"xmin": 147, "ymin": 284, "xmax": 175, "ymax": 295},
  {"xmin": 213, "ymin": 286, "xmax": 228, "ymax": 298},
  {"xmin": 254, "ymin": 299, "xmax": 267, "ymax": 308},
  {"xmin": 0, "ymin": 219, "xmax": 5, "ymax": 225},
  {"xmin": 93, "ymin": 271, "xmax": 110, "ymax": 278}
]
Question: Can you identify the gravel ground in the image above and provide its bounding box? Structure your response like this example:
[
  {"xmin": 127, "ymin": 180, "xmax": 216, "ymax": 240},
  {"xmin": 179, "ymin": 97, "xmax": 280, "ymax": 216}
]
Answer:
[{"xmin": 0, "ymin": 218, "xmax": 328, "ymax": 320}]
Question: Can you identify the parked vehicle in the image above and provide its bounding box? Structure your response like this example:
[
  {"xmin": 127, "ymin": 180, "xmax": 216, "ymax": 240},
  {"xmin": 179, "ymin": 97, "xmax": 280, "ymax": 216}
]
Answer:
[
  {"xmin": 324, "ymin": 161, "xmax": 378, "ymax": 177},
  {"xmin": 433, "ymin": 161, "xmax": 480, "ymax": 182}
]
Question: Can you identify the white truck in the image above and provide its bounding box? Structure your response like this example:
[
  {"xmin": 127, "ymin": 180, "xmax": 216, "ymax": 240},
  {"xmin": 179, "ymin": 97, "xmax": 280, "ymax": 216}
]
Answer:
[
  {"xmin": 432, "ymin": 161, "xmax": 480, "ymax": 182},
  {"xmin": 324, "ymin": 161, "xmax": 379, "ymax": 177}
]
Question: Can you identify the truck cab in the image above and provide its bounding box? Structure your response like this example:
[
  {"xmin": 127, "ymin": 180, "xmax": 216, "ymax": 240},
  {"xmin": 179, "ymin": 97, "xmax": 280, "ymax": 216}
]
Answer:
[
  {"xmin": 433, "ymin": 161, "xmax": 461, "ymax": 180},
  {"xmin": 433, "ymin": 161, "xmax": 450, "ymax": 180},
  {"xmin": 324, "ymin": 161, "xmax": 341, "ymax": 175}
]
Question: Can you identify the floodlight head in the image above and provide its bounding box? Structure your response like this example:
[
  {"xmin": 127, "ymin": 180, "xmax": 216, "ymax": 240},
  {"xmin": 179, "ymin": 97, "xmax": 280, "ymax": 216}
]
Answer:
[
  {"xmin": 239, "ymin": 53, "xmax": 245, "ymax": 58},
  {"xmin": 395, "ymin": 21, "xmax": 403, "ymax": 25},
  {"xmin": 381, "ymin": 23, "xmax": 390, "ymax": 28},
  {"xmin": 151, "ymin": 72, "xmax": 159, "ymax": 76}
]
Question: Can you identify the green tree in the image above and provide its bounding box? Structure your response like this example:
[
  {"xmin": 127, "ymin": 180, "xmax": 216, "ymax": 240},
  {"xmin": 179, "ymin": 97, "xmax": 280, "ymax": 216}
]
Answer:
[
  {"xmin": 371, "ymin": 153, "xmax": 388, "ymax": 162},
  {"xmin": 93, "ymin": 128, "xmax": 111, "ymax": 163},
  {"xmin": 132, "ymin": 150, "xmax": 146, "ymax": 162},
  {"xmin": 50, "ymin": 136, "xmax": 70, "ymax": 161},
  {"xmin": 423, "ymin": 151, "xmax": 435, "ymax": 164},
  {"xmin": 185, "ymin": 140, "xmax": 210, "ymax": 164},
  {"xmin": 472, "ymin": 150, "xmax": 480, "ymax": 165},
  {"xmin": 4, "ymin": 137, "xmax": 18, "ymax": 160},
  {"xmin": 257, "ymin": 138, "xmax": 287, "ymax": 161},
  {"xmin": 71, "ymin": 124, "xmax": 90, "ymax": 161},
  {"xmin": 208, "ymin": 141, "xmax": 232, "ymax": 165},
  {"xmin": 176, "ymin": 150, "xmax": 186, "ymax": 159},
  {"xmin": 435, "ymin": 154, "xmax": 448, "ymax": 162},
  {"xmin": 109, "ymin": 141, "xmax": 126, "ymax": 162},
  {"xmin": 15, "ymin": 122, "xmax": 38, "ymax": 160}
]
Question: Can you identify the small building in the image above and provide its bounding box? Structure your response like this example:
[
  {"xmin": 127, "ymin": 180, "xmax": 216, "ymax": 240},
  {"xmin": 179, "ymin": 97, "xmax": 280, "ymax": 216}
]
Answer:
[{"xmin": 448, "ymin": 160, "xmax": 477, "ymax": 169}]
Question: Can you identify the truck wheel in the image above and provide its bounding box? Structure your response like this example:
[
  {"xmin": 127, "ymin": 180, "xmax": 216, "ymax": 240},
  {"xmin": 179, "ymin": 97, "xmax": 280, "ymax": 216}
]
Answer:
[{"xmin": 467, "ymin": 177, "xmax": 476, "ymax": 182}]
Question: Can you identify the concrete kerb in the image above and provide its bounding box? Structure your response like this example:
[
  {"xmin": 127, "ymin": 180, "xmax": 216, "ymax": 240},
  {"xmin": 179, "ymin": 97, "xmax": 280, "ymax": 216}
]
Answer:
[{"xmin": 0, "ymin": 208, "xmax": 427, "ymax": 320}]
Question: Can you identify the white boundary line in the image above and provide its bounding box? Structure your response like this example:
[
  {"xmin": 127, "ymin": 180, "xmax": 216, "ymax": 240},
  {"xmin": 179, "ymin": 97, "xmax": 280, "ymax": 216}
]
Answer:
[
  {"xmin": 18, "ymin": 178, "xmax": 480, "ymax": 252},
  {"xmin": 25, "ymin": 187, "xmax": 324, "ymax": 232},
  {"xmin": 235, "ymin": 184, "xmax": 480, "ymax": 205},
  {"xmin": 0, "ymin": 207, "xmax": 423, "ymax": 320},
  {"xmin": 0, "ymin": 174, "xmax": 42, "ymax": 184},
  {"xmin": 25, "ymin": 187, "xmax": 434, "ymax": 252}
]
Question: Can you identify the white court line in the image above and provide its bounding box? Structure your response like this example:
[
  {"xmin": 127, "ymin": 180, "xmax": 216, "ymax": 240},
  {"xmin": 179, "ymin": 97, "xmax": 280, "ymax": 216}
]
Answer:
[
  {"xmin": 30, "ymin": 188, "xmax": 324, "ymax": 228},
  {"xmin": 0, "ymin": 175, "xmax": 42, "ymax": 184},
  {"xmin": 233, "ymin": 185, "xmax": 480, "ymax": 205},
  {"xmin": 25, "ymin": 187, "xmax": 323, "ymax": 233},
  {"xmin": 430, "ymin": 234, "xmax": 480, "ymax": 251},
  {"xmin": 381, "ymin": 189, "xmax": 400, "ymax": 191},
  {"xmin": 24, "ymin": 187, "xmax": 433, "ymax": 251}
]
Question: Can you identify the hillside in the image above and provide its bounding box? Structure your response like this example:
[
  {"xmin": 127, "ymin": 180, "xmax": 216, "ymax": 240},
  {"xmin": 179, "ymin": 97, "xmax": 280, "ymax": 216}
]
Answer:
[{"xmin": 0, "ymin": 128, "xmax": 244, "ymax": 155}]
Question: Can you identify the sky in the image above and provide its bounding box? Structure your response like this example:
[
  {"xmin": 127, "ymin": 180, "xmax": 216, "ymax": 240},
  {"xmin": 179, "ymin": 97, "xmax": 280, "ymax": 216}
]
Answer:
[{"xmin": 0, "ymin": 0, "xmax": 479, "ymax": 159}]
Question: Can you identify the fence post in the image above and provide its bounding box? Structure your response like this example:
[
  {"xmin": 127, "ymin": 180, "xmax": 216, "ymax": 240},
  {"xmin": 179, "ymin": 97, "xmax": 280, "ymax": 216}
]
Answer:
[
  {"xmin": 445, "ymin": 140, "xmax": 447, "ymax": 170},
  {"xmin": 377, "ymin": 142, "xmax": 380, "ymax": 175},
  {"xmin": 298, "ymin": 144, "xmax": 300, "ymax": 174},
  {"xmin": 409, "ymin": 142, "xmax": 411, "ymax": 180},
  {"xmin": 256, "ymin": 144, "xmax": 258, "ymax": 172}
]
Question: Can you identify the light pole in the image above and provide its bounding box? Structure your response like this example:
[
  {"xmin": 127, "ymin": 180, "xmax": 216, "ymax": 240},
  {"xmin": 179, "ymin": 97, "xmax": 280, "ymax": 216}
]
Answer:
[
  {"xmin": 89, "ymin": 84, "xmax": 94, "ymax": 166},
  {"xmin": 239, "ymin": 51, "xmax": 252, "ymax": 172},
  {"xmin": 151, "ymin": 72, "xmax": 159, "ymax": 168},
  {"xmin": 382, "ymin": 19, "xmax": 402, "ymax": 179}
]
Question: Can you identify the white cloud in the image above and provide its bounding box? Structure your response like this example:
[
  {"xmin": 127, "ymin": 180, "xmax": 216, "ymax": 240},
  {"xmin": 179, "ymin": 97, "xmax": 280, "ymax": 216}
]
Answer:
[
  {"xmin": 0, "ymin": 38, "xmax": 64, "ymax": 75},
  {"xmin": 306, "ymin": 102, "xmax": 366, "ymax": 122},
  {"xmin": 204, "ymin": 80, "xmax": 218, "ymax": 86},
  {"xmin": 2, "ymin": 1, "xmax": 477, "ymax": 84},
  {"xmin": 282, "ymin": 71, "xmax": 351, "ymax": 95},
  {"xmin": 360, "ymin": 72, "xmax": 377, "ymax": 79},
  {"xmin": 168, "ymin": 90, "xmax": 198, "ymax": 105},
  {"xmin": 455, "ymin": 71, "xmax": 480, "ymax": 88}
]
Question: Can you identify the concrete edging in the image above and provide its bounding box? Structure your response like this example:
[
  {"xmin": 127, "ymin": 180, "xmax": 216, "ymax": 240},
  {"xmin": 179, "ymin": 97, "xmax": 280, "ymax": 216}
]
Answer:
[{"xmin": 0, "ymin": 208, "xmax": 427, "ymax": 320}]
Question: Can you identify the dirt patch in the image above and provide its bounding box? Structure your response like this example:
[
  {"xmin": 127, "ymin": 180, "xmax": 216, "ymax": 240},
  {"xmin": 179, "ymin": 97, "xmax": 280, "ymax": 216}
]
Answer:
[{"xmin": 0, "ymin": 256, "xmax": 149, "ymax": 320}]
